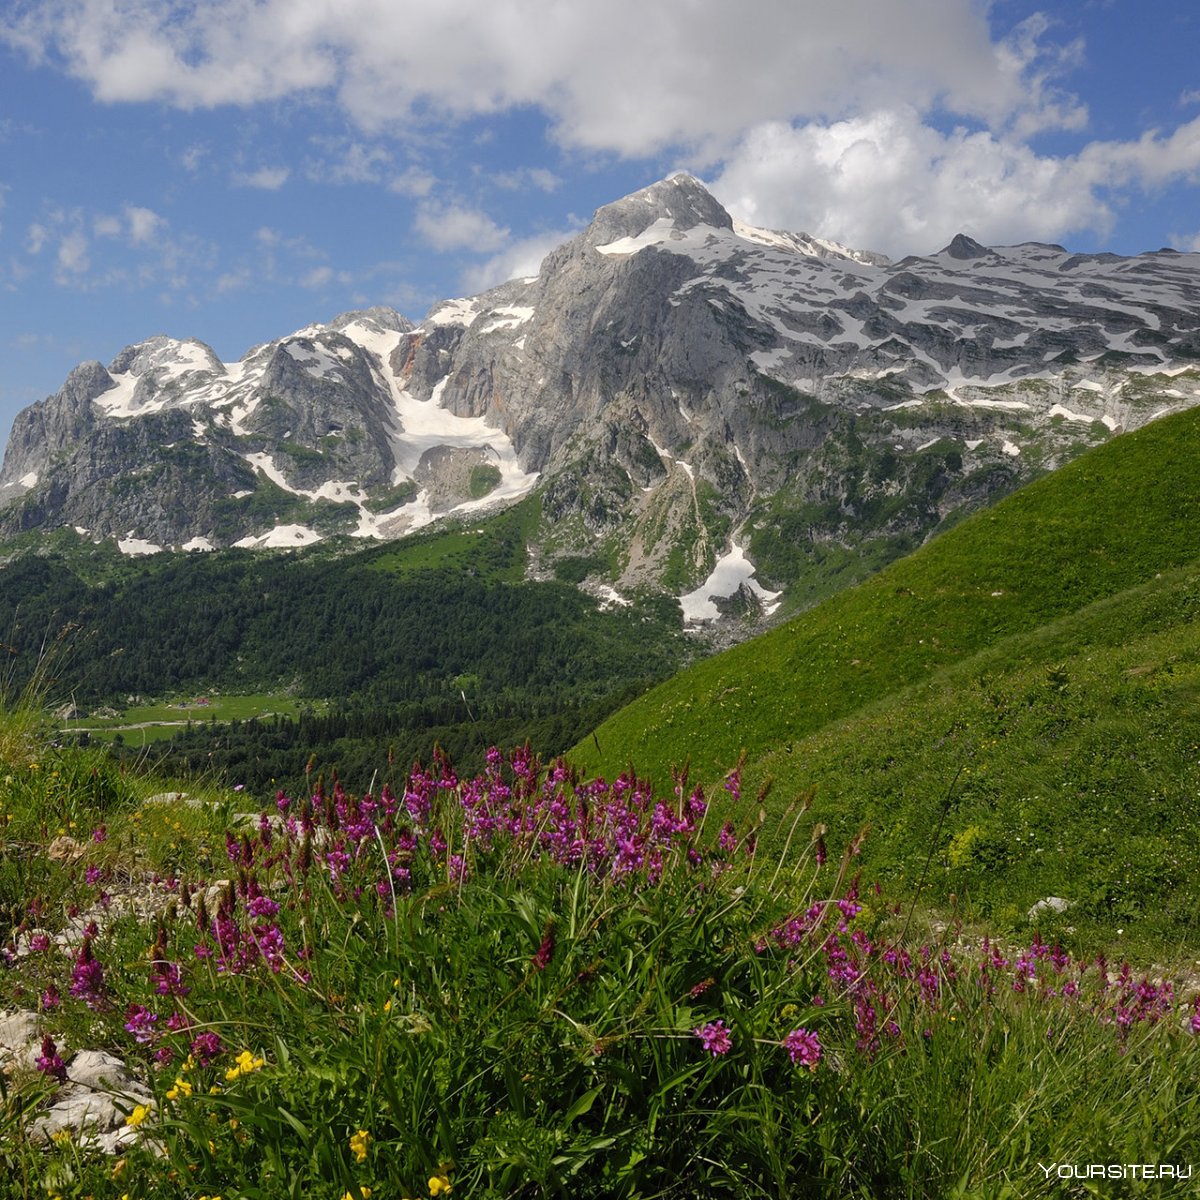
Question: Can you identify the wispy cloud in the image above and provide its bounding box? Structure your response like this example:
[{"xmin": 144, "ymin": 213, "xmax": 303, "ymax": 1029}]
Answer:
[
  {"xmin": 491, "ymin": 167, "xmax": 562, "ymax": 193},
  {"xmin": 461, "ymin": 227, "xmax": 576, "ymax": 293},
  {"xmin": 22, "ymin": 203, "xmax": 214, "ymax": 289},
  {"xmin": 305, "ymin": 138, "xmax": 392, "ymax": 185},
  {"xmin": 231, "ymin": 165, "xmax": 291, "ymax": 190},
  {"xmin": 388, "ymin": 167, "xmax": 437, "ymax": 198},
  {"xmin": 414, "ymin": 202, "xmax": 510, "ymax": 253}
]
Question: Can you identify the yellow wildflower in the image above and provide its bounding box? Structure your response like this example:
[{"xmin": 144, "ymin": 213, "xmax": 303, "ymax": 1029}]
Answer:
[
  {"xmin": 125, "ymin": 1103, "xmax": 151, "ymax": 1129},
  {"xmin": 349, "ymin": 1128, "xmax": 371, "ymax": 1163},
  {"xmin": 166, "ymin": 1076, "xmax": 193, "ymax": 1100},
  {"xmin": 340, "ymin": 1190, "xmax": 371, "ymax": 1200},
  {"xmin": 225, "ymin": 1049, "xmax": 265, "ymax": 1080},
  {"xmin": 428, "ymin": 1172, "xmax": 453, "ymax": 1195}
]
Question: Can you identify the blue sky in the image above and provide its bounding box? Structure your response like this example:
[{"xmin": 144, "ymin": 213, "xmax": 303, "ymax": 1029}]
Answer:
[{"xmin": 1, "ymin": 0, "xmax": 1199, "ymax": 440}]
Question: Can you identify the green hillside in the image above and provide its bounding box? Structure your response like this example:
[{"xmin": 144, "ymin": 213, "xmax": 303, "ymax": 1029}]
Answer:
[
  {"xmin": 574, "ymin": 406, "xmax": 1200, "ymax": 952},
  {"xmin": 577, "ymin": 406, "xmax": 1200, "ymax": 781}
]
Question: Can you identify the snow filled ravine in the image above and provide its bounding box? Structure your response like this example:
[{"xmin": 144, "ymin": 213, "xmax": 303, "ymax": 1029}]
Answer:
[{"xmin": 678, "ymin": 544, "xmax": 782, "ymax": 623}]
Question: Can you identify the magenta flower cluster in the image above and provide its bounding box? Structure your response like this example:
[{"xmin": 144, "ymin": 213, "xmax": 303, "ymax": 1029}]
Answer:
[
  {"xmin": 19, "ymin": 744, "xmax": 1200, "ymax": 1117},
  {"xmin": 762, "ymin": 886, "xmax": 1194, "ymax": 1051},
  {"xmin": 693, "ymin": 1020, "xmax": 733, "ymax": 1056}
]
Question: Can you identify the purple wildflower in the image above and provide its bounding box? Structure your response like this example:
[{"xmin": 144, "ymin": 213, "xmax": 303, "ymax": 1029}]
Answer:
[
  {"xmin": 69, "ymin": 936, "xmax": 106, "ymax": 1008},
  {"xmin": 190, "ymin": 1032, "xmax": 224, "ymax": 1065},
  {"xmin": 150, "ymin": 958, "xmax": 189, "ymax": 997},
  {"xmin": 693, "ymin": 1019, "xmax": 733, "ymax": 1057},
  {"xmin": 247, "ymin": 894, "xmax": 280, "ymax": 919},
  {"xmin": 531, "ymin": 929, "xmax": 555, "ymax": 972},
  {"xmin": 717, "ymin": 822, "xmax": 738, "ymax": 854},
  {"xmin": 36, "ymin": 1035, "xmax": 67, "ymax": 1082},
  {"xmin": 782, "ymin": 1027, "xmax": 822, "ymax": 1070},
  {"xmin": 124, "ymin": 1004, "xmax": 158, "ymax": 1044}
]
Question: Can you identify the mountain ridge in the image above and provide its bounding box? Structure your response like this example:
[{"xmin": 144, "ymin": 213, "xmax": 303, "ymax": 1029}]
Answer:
[{"xmin": 3, "ymin": 173, "xmax": 1199, "ymax": 624}]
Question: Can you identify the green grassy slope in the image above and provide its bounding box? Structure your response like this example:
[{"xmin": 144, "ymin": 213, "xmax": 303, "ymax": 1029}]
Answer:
[
  {"xmin": 573, "ymin": 407, "xmax": 1200, "ymax": 953},
  {"xmin": 758, "ymin": 559, "xmax": 1200, "ymax": 952},
  {"xmin": 574, "ymin": 406, "xmax": 1200, "ymax": 791}
]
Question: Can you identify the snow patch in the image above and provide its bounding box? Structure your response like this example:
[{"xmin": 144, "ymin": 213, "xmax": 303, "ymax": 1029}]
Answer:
[
  {"xmin": 679, "ymin": 544, "xmax": 781, "ymax": 622},
  {"xmin": 18, "ymin": 471, "xmax": 37, "ymax": 488},
  {"xmin": 477, "ymin": 306, "xmax": 535, "ymax": 335},
  {"xmin": 595, "ymin": 217, "xmax": 680, "ymax": 257},
  {"xmin": 117, "ymin": 535, "xmax": 163, "ymax": 556},
  {"xmin": 426, "ymin": 298, "xmax": 479, "ymax": 328},
  {"xmin": 182, "ymin": 537, "xmax": 215, "ymax": 552},
  {"xmin": 592, "ymin": 584, "xmax": 631, "ymax": 609},
  {"xmin": 283, "ymin": 341, "xmax": 344, "ymax": 380},
  {"xmin": 1001, "ymin": 440, "xmax": 1020, "ymax": 456},
  {"xmin": 1048, "ymin": 403, "xmax": 1095, "ymax": 423},
  {"xmin": 750, "ymin": 348, "xmax": 791, "ymax": 370},
  {"xmin": 234, "ymin": 525, "xmax": 321, "ymax": 549},
  {"xmin": 93, "ymin": 372, "xmax": 140, "ymax": 418},
  {"xmin": 325, "ymin": 321, "xmax": 541, "ymax": 537}
]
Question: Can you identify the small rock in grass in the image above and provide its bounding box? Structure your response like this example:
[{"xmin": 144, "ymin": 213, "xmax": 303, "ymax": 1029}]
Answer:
[
  {"xmin": 47, "ymin": 835, "xmax": 85, "ymax": 863},
  {"xmin": 67, "ymin": 1049, "xmax": 139, "ymax": 1092},
  {"xmin": 0, "ymin": 1010, "xmax": 41, "ymax": 1071},
  {"xmin": 1027, "ymin": 896, "xmax": 1071, "ymax": 921}
]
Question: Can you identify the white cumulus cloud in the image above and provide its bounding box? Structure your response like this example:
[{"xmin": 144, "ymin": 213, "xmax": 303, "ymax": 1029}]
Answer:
[
  {"xmin": 414, "ymin": 202, "xmax": 510, "ymax": 254},
  {"xmin": 0, "ymin": 0, "xmax": 1077, "ymax": 153},
  {"xmin": 706, "ymin": 110, "xmax": 1102, "ymax": 256}
]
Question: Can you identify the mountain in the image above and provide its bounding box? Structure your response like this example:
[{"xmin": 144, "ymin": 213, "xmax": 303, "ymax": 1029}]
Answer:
[{"xmin": 3, "ymin": 175, "xmax": 1200, "ymax": 623}]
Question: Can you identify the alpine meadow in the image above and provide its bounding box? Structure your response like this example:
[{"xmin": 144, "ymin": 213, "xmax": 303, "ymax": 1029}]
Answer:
[{"xmin": 5, "ymin": 5, "xmax": 1200, "ymax": 1193}]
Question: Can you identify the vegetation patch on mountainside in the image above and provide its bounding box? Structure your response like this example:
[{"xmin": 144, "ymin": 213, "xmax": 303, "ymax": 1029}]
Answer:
[{"xmin": 0, "ymin": 501, "xmax": 695, "ymax": 791}]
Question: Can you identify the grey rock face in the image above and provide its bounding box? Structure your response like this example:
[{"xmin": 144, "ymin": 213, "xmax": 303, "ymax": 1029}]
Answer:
[{"xmin": 2, "ymin": 174, "xmax": 1200, "ymax": 618}]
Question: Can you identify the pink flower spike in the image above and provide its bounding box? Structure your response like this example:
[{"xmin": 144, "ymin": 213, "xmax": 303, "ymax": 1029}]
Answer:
[
  {"xmin": 782, "ymin": 1027, "xmax": 822, "ymax": 1069},
  {"xmin": 693, "ymin": 1019, "xmax": 733, "ymax": 1056}
]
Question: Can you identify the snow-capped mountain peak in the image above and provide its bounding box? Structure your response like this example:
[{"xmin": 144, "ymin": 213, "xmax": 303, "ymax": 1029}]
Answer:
[{"xmin": 3, "ymin": 175, "xmax": 1200, "ymax": 625}]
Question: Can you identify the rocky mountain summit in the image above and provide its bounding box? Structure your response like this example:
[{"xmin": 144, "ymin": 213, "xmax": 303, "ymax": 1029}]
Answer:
[{"xmin": 3, "ymin": 175, "xmax": 1200, "ymax": 621}]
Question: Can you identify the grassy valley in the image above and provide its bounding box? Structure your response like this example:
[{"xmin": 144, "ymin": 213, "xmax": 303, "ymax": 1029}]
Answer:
[{"xmin": 0, "ymin": 499, "xmax": 694, "ymax": 792}]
